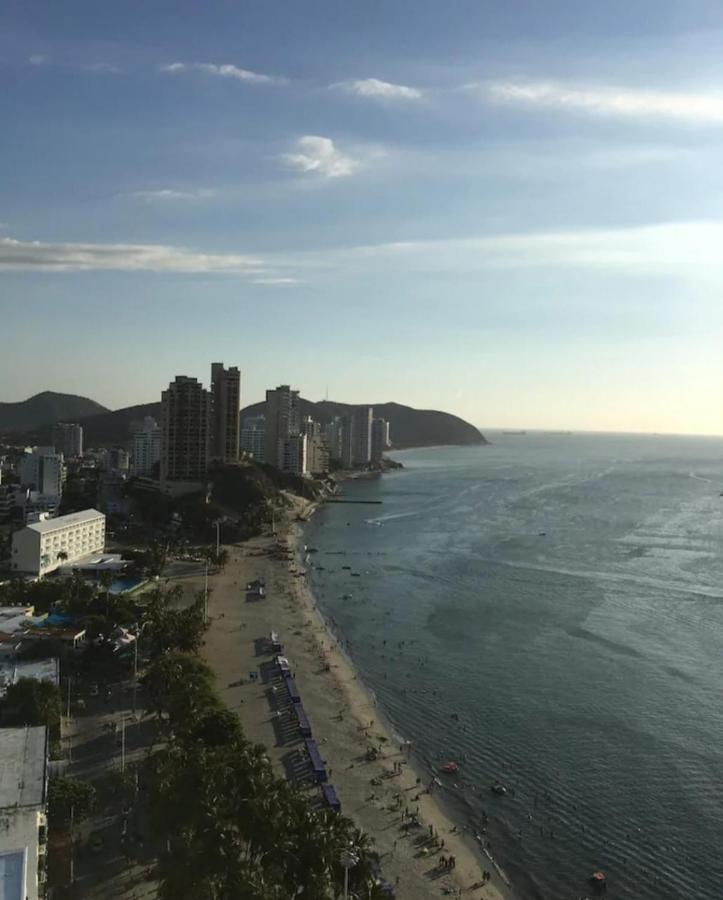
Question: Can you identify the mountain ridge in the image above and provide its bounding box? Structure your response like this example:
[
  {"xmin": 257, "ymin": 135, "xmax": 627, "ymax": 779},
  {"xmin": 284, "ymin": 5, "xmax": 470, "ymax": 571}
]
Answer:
[
  {"xmin": 0, "ymin": 391, "xmax": 109, "ymax": 432},
  {"xmin": 0, "ymin": 392, "xmax": 486, "ymax": 449}
]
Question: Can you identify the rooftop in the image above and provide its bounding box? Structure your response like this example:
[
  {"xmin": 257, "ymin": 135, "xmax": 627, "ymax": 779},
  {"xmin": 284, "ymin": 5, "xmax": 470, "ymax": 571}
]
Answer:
[
  {"xmin": 0, "ymin": 658, "xmax": 59, "ymax": 695},
  {"xmin": 0, "ymin": 726, "xmax": 47, "ymax": 808},
  {"xmin": 25, "ymin": 508, "xmax": 104, "ymax": 535}
]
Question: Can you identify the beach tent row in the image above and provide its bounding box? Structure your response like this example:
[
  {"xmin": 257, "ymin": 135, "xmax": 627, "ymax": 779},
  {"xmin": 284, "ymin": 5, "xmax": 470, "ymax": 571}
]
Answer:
[{"xmin": 274, "ymin": 645, "xmax": 341, "ymax": 812}]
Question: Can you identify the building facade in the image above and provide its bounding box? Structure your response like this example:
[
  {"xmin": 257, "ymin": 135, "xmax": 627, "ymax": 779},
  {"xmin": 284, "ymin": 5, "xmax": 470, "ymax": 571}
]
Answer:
[
  {"xmin": 280, "ymin": 434, "xmax": 307, "ymax": 475},
  {"xmin": 264, "ymin": 385, "xmax": 300, "ymax": 469},
  {"xmin": 370, "ymin": 417, "xmax": 390, "ymax": 464},
  {"xmin": 0, "ymin": 726, "xmax": 49, "ymax": 900},
  {"xmin": 11, "ymin": 509, "xmax": 106, "ymax": 578},
  {"xmin": 352, "ymin": 406, "xmax": 373, "ymax": 465},
  {"xmin": 52, "ymin": 423, "xmax": 83, "ymax": 458},
  {"xmin": 302, "ymin": 417, "xmax": 329, "ymax": 475},
  {"xmin": 210, "ymin": 362, "xmax": 241, "ymax": 463},
  {"xmin": 160, "ymin": 376, "xmax": 211, "ymax": 483},
  {"xmin": 19, "ymin": 449, "xmax": 64, "ymax": 499},
  {"xmin": 131, "ymin": 417, "xmax": 161, "ymax": 476},
  {"xmin": 240, "ymin": 415, "xmax": 266, "ymax": 460}
]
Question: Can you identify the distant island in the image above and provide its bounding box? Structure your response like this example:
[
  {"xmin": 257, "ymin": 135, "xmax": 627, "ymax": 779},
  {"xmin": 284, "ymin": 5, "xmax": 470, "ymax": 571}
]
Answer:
[{"xmin": 0, "ymin": 391, "xmax": 487, "ymax": 450}]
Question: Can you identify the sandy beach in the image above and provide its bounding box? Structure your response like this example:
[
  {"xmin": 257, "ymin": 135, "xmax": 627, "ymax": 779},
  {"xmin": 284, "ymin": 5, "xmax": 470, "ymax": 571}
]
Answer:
[{"xmin": 194, "ymin": 498, "xmax": 515, "ymax": 900}]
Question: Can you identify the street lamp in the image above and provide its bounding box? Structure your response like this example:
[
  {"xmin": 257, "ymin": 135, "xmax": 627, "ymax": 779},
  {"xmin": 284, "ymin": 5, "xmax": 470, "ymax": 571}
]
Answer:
[{"xmin": 340, "ymin": 848, "xmax": 360, "ymax": 900}]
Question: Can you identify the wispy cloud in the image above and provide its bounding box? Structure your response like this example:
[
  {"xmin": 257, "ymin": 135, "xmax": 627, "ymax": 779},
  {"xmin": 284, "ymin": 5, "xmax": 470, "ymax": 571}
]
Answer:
[
  {"xmin": 0, "ymin": 237, "xmax": 265, "ymax": 274},
  {"xmin": 281, "ymin": 135, "xmax": 360, "ymax": 178},
  {"xmin": 477, "ymin": 80, "xmax": 723, "ymax": 125},
  {"xmin": 252, "ymin": 277, "xmax": 301, "ymax": 286},
  {"xmin": 334, "ymin": 78, "xmax": 422, "ymax": 100},
  {"xmin": 160, "ymin": 61, "xmax": 284, "ymax": 85},
  {"xmin": 28, "ymin": 55, "xmax": 50, "ymax": 66},
  {"xmin": 124, "ymin": 188, "xmax": 216, "ymax": 202}
]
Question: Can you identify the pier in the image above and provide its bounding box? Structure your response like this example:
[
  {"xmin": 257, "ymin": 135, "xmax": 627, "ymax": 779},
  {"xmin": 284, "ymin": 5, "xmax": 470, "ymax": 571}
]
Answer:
[{"xmin": 326, "ymin": 499, "xmax": 383, "ymax": 505}]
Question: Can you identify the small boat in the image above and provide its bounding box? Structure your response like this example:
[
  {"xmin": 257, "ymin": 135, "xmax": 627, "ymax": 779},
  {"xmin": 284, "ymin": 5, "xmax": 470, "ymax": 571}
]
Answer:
[
  {"xmin": 450, "ymin": 712, "xmax": 460, "ymax": 721},
  {"xmin": 588, "ymin": 871, "xmax": 607, "ymax": 889},
  {"xmin": 440, "ymin": 761, "xmax": 459, "ymax": 775},
  {"xmin": 351, "ymin": 572, "xmax": 361, "ymax": 577},
  {"xmin": 342, "ymin": 565, "xmax": 352, "ymax": 570},
  {"xmin": 342, "ymin": 594, "xmax": 353, "ymax": 600},
  {"xmin": 490, "ymin": 781, "xmax": 507, "ymax": 795}
]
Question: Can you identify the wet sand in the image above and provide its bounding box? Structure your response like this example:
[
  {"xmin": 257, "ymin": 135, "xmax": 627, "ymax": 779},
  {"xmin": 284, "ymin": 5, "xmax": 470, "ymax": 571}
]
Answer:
[{"xmin": 198, "ymin": 499, "xmax": 514, "ymax": 900}]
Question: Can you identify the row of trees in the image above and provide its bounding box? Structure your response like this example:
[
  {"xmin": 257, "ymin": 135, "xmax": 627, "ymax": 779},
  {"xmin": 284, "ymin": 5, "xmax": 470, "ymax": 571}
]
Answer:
[{"xmin": 143, "ymin": 651, "xmax": 385, "ymax": 899}]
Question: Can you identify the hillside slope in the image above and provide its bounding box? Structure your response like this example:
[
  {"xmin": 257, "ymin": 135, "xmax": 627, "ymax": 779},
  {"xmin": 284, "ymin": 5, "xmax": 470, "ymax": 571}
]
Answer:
[
  {"xmin": 240, "ymin": 398, "xmax": 486, "ymax": 448},
  {"xmin": 0, "ymin": 391, "xmax": 109, "ymax": 432}
]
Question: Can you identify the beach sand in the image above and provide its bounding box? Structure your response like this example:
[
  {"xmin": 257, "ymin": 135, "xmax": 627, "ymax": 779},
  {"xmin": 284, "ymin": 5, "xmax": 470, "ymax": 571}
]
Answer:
[{"xmin": 196, "ymin": 499, "xmax": 514, "ymax": 900}]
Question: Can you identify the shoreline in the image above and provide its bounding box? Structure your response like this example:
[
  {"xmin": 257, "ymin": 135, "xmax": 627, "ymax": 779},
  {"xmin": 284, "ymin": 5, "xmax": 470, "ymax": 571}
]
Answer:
[
  {"xmin": 196, "ymin": 495, "xmax": 516, "ymax": 900},
  {"xmin": 296, "ymin": 506, "xmax": 516, "ymax": 898}
]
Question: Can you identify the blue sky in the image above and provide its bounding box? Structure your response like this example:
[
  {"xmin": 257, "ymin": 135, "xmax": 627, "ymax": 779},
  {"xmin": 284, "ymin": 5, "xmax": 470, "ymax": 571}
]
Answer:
[{"xmin": 3, "ymin": 1, "xmax": 723, "ymax": 433}]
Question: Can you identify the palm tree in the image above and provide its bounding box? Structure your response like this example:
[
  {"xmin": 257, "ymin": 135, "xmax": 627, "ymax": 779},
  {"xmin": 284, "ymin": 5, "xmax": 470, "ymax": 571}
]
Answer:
[{"xmin": 98, "ymin": 569, "xmax": 114, "ymax": 617}]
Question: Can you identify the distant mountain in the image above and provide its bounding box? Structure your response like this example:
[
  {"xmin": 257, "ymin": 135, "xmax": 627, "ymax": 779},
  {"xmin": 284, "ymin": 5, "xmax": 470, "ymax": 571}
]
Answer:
[
  {"xmin": 241, "ymin": 398, "xmax": 487, "ymax": 449},
  {"xmin": 2, "ymin": 392, "xmax": 486, "ymax": 450},
  {"xmin": 0, "ymin": 391, "xmax": 109, "ymax": 432}
]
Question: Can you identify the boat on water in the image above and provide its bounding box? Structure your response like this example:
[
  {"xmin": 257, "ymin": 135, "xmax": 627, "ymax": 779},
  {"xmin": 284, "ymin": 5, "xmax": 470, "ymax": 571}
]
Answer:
[
  {"xmin": 588, "ymin": 871, "xmax": 607, "ymax": 890},
  {"xmin": 342, "ymin": 593, "xmax": 353, "ymax": 600},
  {"xmin": 440, "ymin": 761, "xmax": 459, "ymax": 775},
  {"xmin": 342, "ymin": 565, "xmax": 352, "ymax": 570},
  {"xmin": 351, "ymin": 572, "xmax": 361, "ymax": 577},
  {"xmin": 490, "ymin": 780, "xmax": 507, "ymax": 795}
]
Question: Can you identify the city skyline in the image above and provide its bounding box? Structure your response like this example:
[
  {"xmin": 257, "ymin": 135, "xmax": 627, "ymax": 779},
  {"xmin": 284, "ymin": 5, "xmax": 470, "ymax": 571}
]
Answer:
[{"xmin": 4, "ymin": 1, "xmax": 723, "ymax": 435}]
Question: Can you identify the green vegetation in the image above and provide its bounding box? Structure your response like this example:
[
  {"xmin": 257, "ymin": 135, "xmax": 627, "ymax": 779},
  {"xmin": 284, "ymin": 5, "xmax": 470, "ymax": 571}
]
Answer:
[
  {"xmin": 2, "ymin": 677, "xmax": 61, "ymax": 731},
  {"xmin": 48, "ymin": 775, "xmax": 96, "ymax": 827},
  {"xmin": 138, "ymin": 579, "xmax": 386, "ymax": 899}
]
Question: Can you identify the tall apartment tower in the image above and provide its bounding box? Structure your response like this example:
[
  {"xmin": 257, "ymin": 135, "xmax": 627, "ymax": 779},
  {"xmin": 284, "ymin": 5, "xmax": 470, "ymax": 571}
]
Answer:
[
  {"xmin": 52, "ymin": 422, "xmax": 83, "ymax": 458},
  {"xmin": 371, "ymin": 417, "xmax": 390, "ymax": 464},
  {"xmin": 19, "ymin": 447, "xmax": 65, "ymax": 498},
  {"xmin": 160, "ymin": 376, "xmax": 211, "ymax": 483},
  {"xmin": 210, "ymin": 362, "xmax": 241, "ymax": 463},
  {"xmin": 352, "ymin": 406, "xmax": 374, "ymax": 465},
  {"xmin": 131, "ymin": 416, "xmax": 161, "ymax": 476},
  {"xmin": 264, "ymin": 385, "xmax": 300, "ymax": 468}
]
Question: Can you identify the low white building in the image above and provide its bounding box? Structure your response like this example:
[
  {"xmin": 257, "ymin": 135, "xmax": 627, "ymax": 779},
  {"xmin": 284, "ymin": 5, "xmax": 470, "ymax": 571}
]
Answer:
[
  {"xmin": 0, "ymin": 726, "xmax": 49, "ymax": 900},
  {"xmin": 11, "ymin": 509, "xmax": 106, "ymax": 578}
]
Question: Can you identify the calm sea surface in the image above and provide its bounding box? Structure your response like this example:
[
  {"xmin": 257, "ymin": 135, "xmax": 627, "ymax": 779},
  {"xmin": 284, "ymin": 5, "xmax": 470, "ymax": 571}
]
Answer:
[{"xmin": 303, "ymin": 433, "xmax": 723, "ymax": 900}]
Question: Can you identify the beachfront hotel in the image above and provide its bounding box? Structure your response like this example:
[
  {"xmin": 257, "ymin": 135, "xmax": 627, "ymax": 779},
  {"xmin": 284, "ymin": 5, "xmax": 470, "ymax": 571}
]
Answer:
[
  {"xmin": 10, "ymin": 508, "xmax": 106, "ymax": 577},
  {"xmin": 264, "ymin": 385, "xmax": 300, "ymax": 468}
]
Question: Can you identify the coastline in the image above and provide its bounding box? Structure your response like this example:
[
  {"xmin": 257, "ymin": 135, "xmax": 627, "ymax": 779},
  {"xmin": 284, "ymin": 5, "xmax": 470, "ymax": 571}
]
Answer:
[{"xmin": 198, "ymin": 495, "xmax": 515, "ymax": 900}]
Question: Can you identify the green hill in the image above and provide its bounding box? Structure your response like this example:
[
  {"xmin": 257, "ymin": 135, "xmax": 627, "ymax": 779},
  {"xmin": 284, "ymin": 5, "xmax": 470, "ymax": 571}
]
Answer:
[{"xmin": 0, "ymin": 391, "xmax": 109, "ymax": 432}]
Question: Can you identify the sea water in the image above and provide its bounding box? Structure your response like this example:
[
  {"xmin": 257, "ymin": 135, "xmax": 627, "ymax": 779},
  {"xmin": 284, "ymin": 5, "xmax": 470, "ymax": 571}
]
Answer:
[{"xmin": 303, "ymin": 433, "xmax": 723, "ymax": 900}]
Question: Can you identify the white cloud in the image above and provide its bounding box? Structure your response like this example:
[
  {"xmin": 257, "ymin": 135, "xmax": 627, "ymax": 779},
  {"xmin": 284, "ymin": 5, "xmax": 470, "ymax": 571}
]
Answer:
[
  {"xmin": 28, "ymin": 55, "xmax": 49, "ymax": 66},
  {"xmin": 282, "ymin": 135, "xmax": 360, "ymax": 178},
  {"xmin": 0, "ymin": 237, "xmax": 265, "ymax": 274},
  {"xmin": 252, "ymin": 277, "xmax": 300, "ymax": 286},
  {"xmin": 335, "ymin": 78, "xmax": 422, "ymax": 100},
  {"xmin": 125, "ymin": 188, "xmax": 216, "ymax": 202},
  {"xmin": 160, "ymin": 61, "xmax": 283, "ymax": 85},
  {"xmin": 478, "ymin": 79, "xmax": 723, "ymax": 125}
]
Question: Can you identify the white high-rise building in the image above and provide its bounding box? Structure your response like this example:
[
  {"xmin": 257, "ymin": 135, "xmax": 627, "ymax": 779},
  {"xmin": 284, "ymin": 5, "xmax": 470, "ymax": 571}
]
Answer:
[
  {"xmin": 371, "ymin": 417, "xmax": 390, "ymax": 464},
  {"xmin": 19, "ymin": 448, "xmax": 65, "ymax": 498},
  {"xmin": 0, "ymin": 727, "xmax": 49, "ymax": 900},
  {"xmin": 240, "ymin": 415, "xmax": 266, "ymax": 461},
  {"xmin": 302, "ymin": 417, "xmax": 329, "ymax": 475},
  {"xmin": 131, "ymin": 416, "xmax": 161, "ymax": 476},
  {"xmin": 52, "ymin": 422, "xmax": 83, "ymax": 458}
]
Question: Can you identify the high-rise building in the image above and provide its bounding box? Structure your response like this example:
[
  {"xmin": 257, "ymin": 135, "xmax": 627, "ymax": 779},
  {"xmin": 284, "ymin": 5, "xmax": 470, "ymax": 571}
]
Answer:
[
  {"xmin": 264, "ymin": 385, "xmax": 300, "ymax": 469},
  {"xmin": 131, "ymin": 416, "xmax": 161, "ymax": 476},
  {"xmin": 19, "ymin": 448, "xmax": 65, "ymax": 498},
  {"xmin": 105, "ymin": 448, "xmax": 130, "ymax": 472},
  {"xmin": 371, "ymin": 417, "xmax": 390, "ymax": 464},
  {"xmin": 211, "ymin": 362, "xmax": 241, "ymax": 463},
  {"xmin": 302, "ymin": 417, "xmax": 329, "ymax": 475},
  {"xmin": 352, "ymin": 406, "xmax": 373, "ymax": 465},
  {"xmin": 280, "ymin": 434, "xmax": 307, "ymax": 475},
  {"xmin": 160, "ymin": 376, "xmax": 211, "ymax": 483},
  {"xmin": 52, "ymin": 422, "xmax": 83, "ymax": 458},
  {"xmin": 240, "ymin": 415, "xmax": 266, "ymax": 460},
  {"xmin": 325, "ymin": 417, "xmax": 344, "ymax": 464}
]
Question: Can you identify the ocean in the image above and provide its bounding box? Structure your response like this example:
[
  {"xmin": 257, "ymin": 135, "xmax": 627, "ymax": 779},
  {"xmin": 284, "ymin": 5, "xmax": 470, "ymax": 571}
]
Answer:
[{"xmin": 303, "ymin": 432, "xmax": 723, "ymax": 900}]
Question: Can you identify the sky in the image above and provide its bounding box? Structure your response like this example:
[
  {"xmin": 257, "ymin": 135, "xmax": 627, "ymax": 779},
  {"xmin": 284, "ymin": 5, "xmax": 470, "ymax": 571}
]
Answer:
[{"xmin": 3, "ymin": 0, "xmax": 723, "ymax": 434}]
